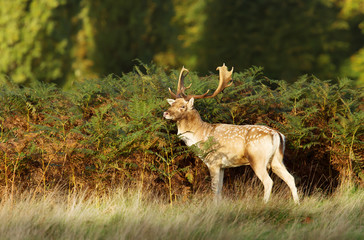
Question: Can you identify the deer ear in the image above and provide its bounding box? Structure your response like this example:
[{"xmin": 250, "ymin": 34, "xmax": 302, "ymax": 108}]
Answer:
[
  {"xmin": 167, "ymin": 99, "xmax": 175, "ymax": 105},
  {"xmin": 187, "ymin": 97, "xmax": 194, "ymax": 110}
]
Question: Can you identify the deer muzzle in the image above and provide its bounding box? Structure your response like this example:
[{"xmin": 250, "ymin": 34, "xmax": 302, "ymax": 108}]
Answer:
[{"xmin": 163, "ymin": 111, "xmax": 170, "ymax": 119}]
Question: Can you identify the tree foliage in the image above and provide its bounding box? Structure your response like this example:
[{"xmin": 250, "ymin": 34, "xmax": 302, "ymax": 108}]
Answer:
[
  {"xmin": 0, "ymin": 0, "xmax": 80, "ymax": 85},
  {"xmin": 197, "ymin": 0, "xmax": 364, "ymax": 81},
  {"xmin": 0, "ymin": 0, "xmax": 364, "ymax": 86}
]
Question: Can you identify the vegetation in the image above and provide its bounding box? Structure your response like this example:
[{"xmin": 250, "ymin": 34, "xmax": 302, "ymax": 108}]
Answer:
[
  {"xmin": 0, "ymin": 187, "xmax": 363, "ymax": 239},
  {"xmin": 1, "ymin": 1, "xmax": 363, "ymax": 238},
  {"xmin": 1, "ymin": 0, "xmax": 364, "ymax": 86},
  {"xmin": 0, "ymin": 64, "xmax": 362, "ymax": 202}
]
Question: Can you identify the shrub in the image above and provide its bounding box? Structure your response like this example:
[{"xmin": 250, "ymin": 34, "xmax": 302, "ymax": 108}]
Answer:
[{"xmin": 0, "ymin": 64, "xmax": 362, "ymax": 201}]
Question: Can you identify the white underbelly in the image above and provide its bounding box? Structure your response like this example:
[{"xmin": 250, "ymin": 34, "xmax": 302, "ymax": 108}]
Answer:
[{"xmin": 221, "ymin": 153, "xmax": 250, "ymax": 168}]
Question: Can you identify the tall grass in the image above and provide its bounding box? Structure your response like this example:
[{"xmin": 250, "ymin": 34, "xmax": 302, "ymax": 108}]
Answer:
[{"xmin": 0, "ymin": 187, "xmax": 363, "ymax": 240}]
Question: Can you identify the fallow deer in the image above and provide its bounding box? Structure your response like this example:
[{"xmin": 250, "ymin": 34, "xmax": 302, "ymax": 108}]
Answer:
[{"xmin": 163, "ymin": 64, "xmax": 299, "ymax": 203}]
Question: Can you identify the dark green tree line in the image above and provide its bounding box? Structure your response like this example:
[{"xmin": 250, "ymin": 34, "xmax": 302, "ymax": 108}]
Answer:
[
  {"xmin": 0, "ymin": 0, "xmax": 364, "ymax": 86},
  {"xmin": 197, "ymin": 0, "xmax": 364, "ymax": 81}
]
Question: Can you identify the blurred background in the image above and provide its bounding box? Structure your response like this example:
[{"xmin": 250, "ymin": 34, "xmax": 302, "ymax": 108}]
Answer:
[{"xmin": 1, "ymin": 0, "xmax": 364, "ymax": 87}]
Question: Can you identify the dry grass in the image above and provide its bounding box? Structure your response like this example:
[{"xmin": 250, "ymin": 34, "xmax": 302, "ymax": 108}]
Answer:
[{"xmin": 0, "ymin": 185, "xmax": 363, "ymax": 240}]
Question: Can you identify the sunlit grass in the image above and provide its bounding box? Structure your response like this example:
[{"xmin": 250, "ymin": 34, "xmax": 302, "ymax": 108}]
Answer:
[{"xmin": 0, "ymin": 187, "xmax": 363, "ymax": 240}]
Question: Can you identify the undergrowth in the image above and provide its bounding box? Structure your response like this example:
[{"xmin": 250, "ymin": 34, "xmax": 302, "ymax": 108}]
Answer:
[{"xmin": 0, "ymin": 64, "xmax": 363, "ymax": 203}]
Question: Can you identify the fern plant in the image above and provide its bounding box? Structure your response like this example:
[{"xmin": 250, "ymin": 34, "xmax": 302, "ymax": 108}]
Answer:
[{"xmin": 0, "ymin": 63, "xmax": 362, "ymax": 197}]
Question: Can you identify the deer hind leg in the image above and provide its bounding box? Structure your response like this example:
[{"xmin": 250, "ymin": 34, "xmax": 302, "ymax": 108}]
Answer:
[
  {"xmin": 209, "ymin": 165, "xmax": 224, "ymax": 202},
  {"xmin": 271, "ymin": 156, "xmax": 299, "ymax": 203},
  {"xmin": 250, "ymin": 160, "xmax": 273, "ymax": 203}
]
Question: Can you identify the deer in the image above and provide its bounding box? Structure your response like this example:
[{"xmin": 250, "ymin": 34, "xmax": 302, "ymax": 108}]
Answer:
[{"xmin": 163, "ymin": 64, "xmax": 299, "ymax": 203}]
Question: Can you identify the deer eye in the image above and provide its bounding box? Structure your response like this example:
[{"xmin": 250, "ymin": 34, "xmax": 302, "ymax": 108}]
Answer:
[{"xmin": 180, "ymin": 105, "xmax": 185, "ymax": 109}]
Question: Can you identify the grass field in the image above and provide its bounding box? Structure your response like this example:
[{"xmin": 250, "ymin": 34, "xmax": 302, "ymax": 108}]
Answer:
[{"xmin": 0, "ymin": 186, "xmax": 363, "ymax": 240}]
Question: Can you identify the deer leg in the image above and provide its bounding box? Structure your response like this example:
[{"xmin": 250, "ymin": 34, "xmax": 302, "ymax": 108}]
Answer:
[
  {"xmin": 271, "ymin": 158, "xmax": 299, "ymax": 203},
  {"xmin": 209, "ymin": 165, "xmax": 224, "ymax": 202},
  {"xmin": 250, "ymin": 162, "xmax": 273, "ymax": 203}
]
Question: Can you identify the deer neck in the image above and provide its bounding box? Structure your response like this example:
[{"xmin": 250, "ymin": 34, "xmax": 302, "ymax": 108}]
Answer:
[
  {"xmin": 177, "ymin": 109, "xmax": 203, "ymax": 132},
  {"xmin": 176, "ymin": 109, "xmax": 210, "ymax": 146}
]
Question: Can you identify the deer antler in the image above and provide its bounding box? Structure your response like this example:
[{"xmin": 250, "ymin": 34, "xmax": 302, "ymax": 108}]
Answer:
[
  {"xmin": 168, "ymin": 66, "xmax": 189, "ymax": 99},
  {"xmin": 169, "ymin": 64, "xmax": 233, "ymax": 100},
  {"xmin": 169, "ymin": 67, "xmax": 209, "ymax": 100},
  {"xmin": 200, "ymin": 63, "xmax": 233, "ymax": 99}
]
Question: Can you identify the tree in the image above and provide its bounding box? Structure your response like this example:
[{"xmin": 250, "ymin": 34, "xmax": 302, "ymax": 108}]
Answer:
[
  {"xmin": 84, "ymin": 0, "xmax": 177, "ymax": 76},
  {"xmin": 0, "ymin": 0, "xmax": 81, "ymax": 86},
  {"xmin": 196, "ymin": 0, "xmax": 364, "ymax": 82}
]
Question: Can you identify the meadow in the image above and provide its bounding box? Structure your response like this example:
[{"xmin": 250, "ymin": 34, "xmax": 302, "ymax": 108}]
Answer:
[{"xmin": 0, "ymin": 186, "xmax": 363, "ymax": 240}]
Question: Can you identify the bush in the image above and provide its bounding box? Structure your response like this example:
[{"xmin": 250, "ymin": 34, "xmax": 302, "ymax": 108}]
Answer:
[{"xmin": 0, "ymin": 64, "xmax": 362, "ymax": 201}]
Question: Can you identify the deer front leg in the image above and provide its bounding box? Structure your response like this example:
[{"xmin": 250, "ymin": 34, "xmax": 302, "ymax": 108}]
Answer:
[{"xmin": 208, "ymin": 165, "xmax": 224, "ymax": 202}]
